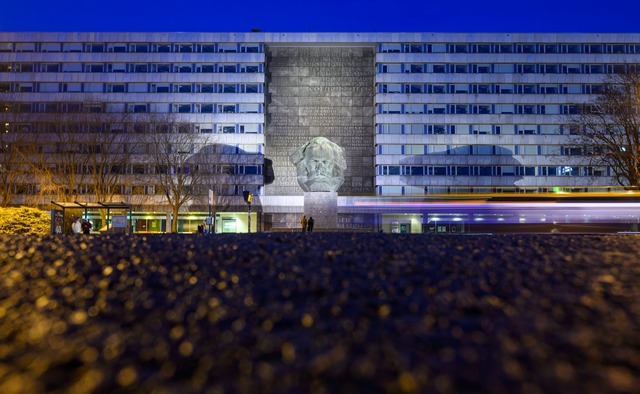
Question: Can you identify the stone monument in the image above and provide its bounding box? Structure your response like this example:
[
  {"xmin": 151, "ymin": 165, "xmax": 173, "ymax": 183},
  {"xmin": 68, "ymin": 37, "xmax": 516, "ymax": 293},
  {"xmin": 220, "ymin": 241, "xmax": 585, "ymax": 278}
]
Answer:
[
  {"xmin": 290, "ymin": 137, "xmax": 346, "ymax": 230},
  {"xmin": 290, "ymin": 137, "xmax": 346, "ymax": 193},
  {"xmin": 262, "ymin": 46, "xmax": 376, "ymax": 231}
]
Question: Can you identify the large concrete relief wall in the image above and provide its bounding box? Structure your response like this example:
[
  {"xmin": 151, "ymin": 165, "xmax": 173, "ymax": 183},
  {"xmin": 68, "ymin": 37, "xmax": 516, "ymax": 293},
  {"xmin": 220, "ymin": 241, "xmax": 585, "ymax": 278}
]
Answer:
[{"xmin": 264, "ymin": 46, "xmax": 376, "ymax": 196}]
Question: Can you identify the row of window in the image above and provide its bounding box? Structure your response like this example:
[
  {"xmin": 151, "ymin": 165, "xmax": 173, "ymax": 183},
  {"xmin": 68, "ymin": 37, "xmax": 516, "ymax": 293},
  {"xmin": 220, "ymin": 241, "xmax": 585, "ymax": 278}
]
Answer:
[
  {"xmin": 134, "ymin": 102, "xmax": 264, "ymax": 114},
  {"xmin": 2, "ymin": 81, "xmax": 601, "ymax": 97},
  {"xmin": 4, "ymin": 41, "xmax": 638, "ymax": 55},
  {"xmin": 0, "ymin": 82, "xmax": 263, "ymax": 94},
  {"xmin": 11, "ymin": 183, "xmax": 261, "ymax": 197},
  {"xmin": 158, "ymin": 164, "xmax": 263, "ymax": 176},
  {"xmin": 1, "ymin": 62, "xmax": 263, "ymax": 73},
  {"xmin": 4, "ymin": 61, "xmax": 631, "ymax": 76},
  {"xmin": 377, "ymin": 124, "xmax": 568, "ymax": 135},
  {"xmin": 21, "ymin": 141, "xmax": 262, "ymax": 156},
  {"xmin": 379, "ymin": 63, "xmax": 628, "ymax": 74},
  {"xmin": 163, "ymin": 164, "xmax": 262, "ymax": 175},
  {"xmin": 379, "ymin": 43, "xmax": 640, "ymax": 55},
  {"xmin": 0, "ymin": 42, "xmax": 263, "ymax": 53},
  {"xmin": 378, "ymin": 83, "xmax": 606, "ymax": 95},
  {"xmin": 377, "ymin": 165, "xmax": 606, "ymax": 177},
  {"xmin": 377, "ymin": 144, "xmax": 586, "ymax": 156},
  {"xmin": 6, "ymin": 122, "xmax": 262, "ymax": 135},
  {"xmin": 378, "ymin": 103, "xmax": 580, "ymax": 115},
  {"xmin": 7, "ymin": 102, "xmax": 263, "ymax": 114},
  {"xmin": 379, "ymin": 184, "xmax": 603, "ymax": 196}
]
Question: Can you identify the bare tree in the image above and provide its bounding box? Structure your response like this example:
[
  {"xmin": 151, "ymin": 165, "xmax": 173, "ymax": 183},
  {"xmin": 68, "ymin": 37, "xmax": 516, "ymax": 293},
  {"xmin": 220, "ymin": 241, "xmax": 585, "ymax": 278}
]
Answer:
[
  {"xmin": 0, "ymin": 96, "xmax": 142, "ymax": 223},
  {"xmin": 144, "ymin": 114, "xmax": 213, "ymax": 233},
  {"xmin": 80, "ymin": 107, "xmax": 137, "ymax": 206},
  {"xmin": 0, "ymin": 101, "xmax": 23, "ymax": 206},
  {"xmin": 570, "ymin": 68, "xmax": 640, "ymax": 188},
  {"xmin": 0, "ymin": 93, "xmax": 50, "ymax": 207},
  {"xmin": 37, "ymin": 112, "xmax": 89, "ymax": 202},
  {"xmin": 33, "ymin": 99, "xmax": 137, "ymax": 207}
]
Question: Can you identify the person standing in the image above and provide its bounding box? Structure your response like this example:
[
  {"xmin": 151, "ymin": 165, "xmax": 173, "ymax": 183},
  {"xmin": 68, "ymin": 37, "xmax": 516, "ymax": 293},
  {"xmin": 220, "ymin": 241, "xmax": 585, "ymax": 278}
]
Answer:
[
  {"xmin": 81, "ymin": 220, "xmax": 92, "ymax": 235},
  {"xmin": 300, "ymin": 215, "xmax": 308, "ymax": 232},
  {"xmin": 72, "ymin": 217, "xmax": 82, "ymax": 235},
  {"xmin": 307, "ymin": 217, "xmax": 315, "ymax": 233}
]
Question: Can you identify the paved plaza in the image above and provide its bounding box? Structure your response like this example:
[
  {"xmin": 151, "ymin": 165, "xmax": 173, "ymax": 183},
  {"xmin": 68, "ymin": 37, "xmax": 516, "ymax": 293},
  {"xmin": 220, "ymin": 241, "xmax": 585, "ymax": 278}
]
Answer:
[{"xmin": 0, "ymin": 233, "xmax": 639, "ymax": 393}]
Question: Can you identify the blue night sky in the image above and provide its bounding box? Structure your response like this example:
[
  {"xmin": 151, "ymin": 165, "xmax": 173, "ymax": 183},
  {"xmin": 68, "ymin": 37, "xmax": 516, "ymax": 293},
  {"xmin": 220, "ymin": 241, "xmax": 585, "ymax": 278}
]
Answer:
[{"xmin": 0, "ymin": 0, "xmax": 638, "ymax": 33}]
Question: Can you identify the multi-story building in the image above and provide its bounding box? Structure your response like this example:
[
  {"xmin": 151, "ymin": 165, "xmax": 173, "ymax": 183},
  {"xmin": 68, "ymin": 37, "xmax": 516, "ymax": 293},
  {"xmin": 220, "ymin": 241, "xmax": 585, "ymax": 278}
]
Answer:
[{"xmin": 2, "ymin": 32, "xmax": 640, "ymax": 233}]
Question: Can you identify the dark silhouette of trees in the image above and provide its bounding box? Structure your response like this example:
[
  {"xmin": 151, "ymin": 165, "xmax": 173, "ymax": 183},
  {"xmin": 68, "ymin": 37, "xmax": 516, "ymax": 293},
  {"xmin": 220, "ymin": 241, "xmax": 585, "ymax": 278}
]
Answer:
[{"xmin": 570, "ymin": 68, "xmax": 640, "ymax": 187}]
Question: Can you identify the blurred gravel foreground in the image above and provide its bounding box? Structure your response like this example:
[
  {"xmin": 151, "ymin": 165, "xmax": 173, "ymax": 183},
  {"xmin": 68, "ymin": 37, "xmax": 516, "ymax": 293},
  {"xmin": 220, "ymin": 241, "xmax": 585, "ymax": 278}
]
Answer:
[{"xmin": 1, "ymin": 233, "xmax": 639, "ymax": 394}]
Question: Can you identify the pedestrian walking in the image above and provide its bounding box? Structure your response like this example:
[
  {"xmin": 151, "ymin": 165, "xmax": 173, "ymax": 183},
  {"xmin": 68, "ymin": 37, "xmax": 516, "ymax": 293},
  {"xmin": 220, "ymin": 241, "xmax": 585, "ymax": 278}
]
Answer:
[
  {"xmin": 307, "ymin": 217, "xmax": 315, "ymax": 232},
  {"xmin": 300, "ymin": 215, "xmax": 308, "ymax": 232}
]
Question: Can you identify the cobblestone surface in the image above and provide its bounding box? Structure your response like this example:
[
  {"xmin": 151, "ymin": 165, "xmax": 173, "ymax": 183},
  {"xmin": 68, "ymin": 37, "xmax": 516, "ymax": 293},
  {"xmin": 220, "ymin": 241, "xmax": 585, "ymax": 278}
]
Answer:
[{"xmin": 1, "ymin": 233, "xmax": 639, "ymax": 393}]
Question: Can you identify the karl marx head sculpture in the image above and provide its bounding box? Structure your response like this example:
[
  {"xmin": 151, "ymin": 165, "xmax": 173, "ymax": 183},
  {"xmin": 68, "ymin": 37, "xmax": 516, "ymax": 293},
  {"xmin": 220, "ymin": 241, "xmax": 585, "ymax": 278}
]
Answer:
[{"xmin": 290, "ymin": 137, "xmax": 347, "ymax": 192}]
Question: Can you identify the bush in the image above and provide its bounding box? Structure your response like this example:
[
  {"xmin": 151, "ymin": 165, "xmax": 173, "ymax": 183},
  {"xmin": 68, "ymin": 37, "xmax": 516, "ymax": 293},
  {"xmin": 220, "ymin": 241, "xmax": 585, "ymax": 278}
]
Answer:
[{"xmin": 0, "ymin": 207, "xmax": 51, "ymax": 235}]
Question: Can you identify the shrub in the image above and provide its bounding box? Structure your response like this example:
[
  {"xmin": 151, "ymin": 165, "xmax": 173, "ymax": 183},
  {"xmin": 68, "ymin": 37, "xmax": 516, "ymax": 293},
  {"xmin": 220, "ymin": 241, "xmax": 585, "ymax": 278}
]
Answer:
[{"xmin": 0, "ymin": 207, "xmax": 51, "ymax": 235}]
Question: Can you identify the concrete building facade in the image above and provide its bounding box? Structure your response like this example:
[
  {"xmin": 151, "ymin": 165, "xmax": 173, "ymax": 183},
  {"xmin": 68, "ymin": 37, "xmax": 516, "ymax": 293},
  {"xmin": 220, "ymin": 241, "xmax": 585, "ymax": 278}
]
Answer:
[{"xmin": 2, "ymin": 32, "xmax": 640, "ymax": 232}]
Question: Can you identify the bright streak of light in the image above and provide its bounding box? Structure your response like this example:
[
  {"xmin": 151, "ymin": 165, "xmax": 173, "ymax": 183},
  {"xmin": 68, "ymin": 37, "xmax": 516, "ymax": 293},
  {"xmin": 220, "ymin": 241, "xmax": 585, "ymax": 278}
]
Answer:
[{"xmin": 346, "ymin": 195, "xmax": 640, "ymax": 225}]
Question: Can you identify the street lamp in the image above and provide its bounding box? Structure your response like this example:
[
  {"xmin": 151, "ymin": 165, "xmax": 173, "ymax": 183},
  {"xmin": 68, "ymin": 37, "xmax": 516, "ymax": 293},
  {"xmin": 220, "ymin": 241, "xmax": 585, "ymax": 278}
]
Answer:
[
  {"xmin": 243, "ymin": 191, "xmax": 253, "ymax": 233},
  {"xmin": 208, "ymin": 189, "xmax": 214, "ymax": 234}
]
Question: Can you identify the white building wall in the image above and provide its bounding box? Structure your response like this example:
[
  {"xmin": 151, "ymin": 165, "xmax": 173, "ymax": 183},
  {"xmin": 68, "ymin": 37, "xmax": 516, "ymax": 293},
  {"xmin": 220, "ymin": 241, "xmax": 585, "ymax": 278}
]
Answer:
[
  {"xmin": 373, "ymin": 34, "xmax": 640, "ymax": 195},
  {"xmin": 2, "ymin": 32, "xmax": 640, "ymax": 206},
  {"xmin": 0, "ymin": 32, "xmax": 267, "ymax": 208}
]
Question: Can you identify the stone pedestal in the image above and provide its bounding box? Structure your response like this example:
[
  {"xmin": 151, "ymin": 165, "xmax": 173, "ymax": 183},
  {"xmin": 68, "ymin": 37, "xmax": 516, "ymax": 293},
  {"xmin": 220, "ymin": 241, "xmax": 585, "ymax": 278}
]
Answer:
[{"xmin": 304, "ymin": 192, "xmax": 338, "ymax": 230}]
